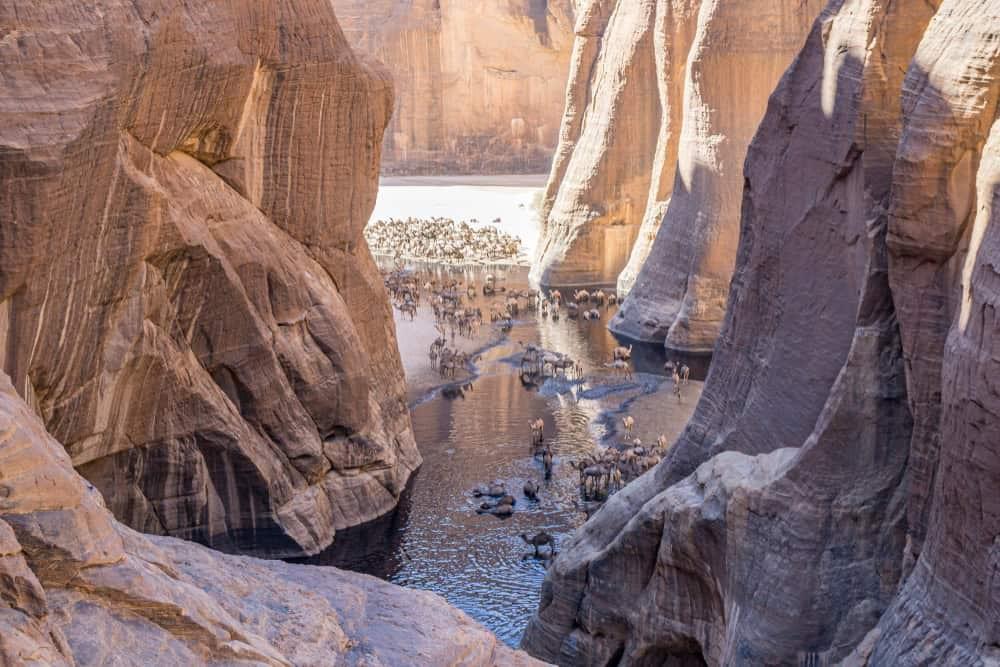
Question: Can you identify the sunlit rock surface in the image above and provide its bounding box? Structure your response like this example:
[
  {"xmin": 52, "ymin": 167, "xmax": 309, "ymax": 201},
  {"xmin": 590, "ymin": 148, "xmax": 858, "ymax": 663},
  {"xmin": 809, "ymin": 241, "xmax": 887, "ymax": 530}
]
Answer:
[
  {"xmin": 609, "ymin": 0, "xmax": 824, "ymax": 351},
  {"xmin": 333, "ymin": 0, "xmax": 576, "ymax": 175},
  {"xmin": 530, "ymin": 0, "xmax": 819, "ymax": 301},
  {"xmin": 0, "ymin": 0, "xmax": 420, "ymax": 558},
  {"xmin": 524, "ymin": 0, "xmax": 1000, "ymax": 663},
  {"xmin": 0, "ymin": 372, "xmax": 541, "ymax": 666}
]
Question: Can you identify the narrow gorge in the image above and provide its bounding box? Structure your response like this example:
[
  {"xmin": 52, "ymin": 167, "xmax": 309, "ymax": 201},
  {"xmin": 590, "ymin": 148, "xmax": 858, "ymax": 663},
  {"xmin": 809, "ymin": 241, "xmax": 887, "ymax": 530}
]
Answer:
[{"xmin": 1, "ymin": 0, "xmax": 998, "ymax": 664}]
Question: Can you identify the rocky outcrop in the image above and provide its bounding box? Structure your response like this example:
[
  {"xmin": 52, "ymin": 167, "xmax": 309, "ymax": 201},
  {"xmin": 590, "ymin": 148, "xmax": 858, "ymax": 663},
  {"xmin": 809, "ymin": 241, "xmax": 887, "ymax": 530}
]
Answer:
[
  {"xmin": 332, "ymin": 0, "xmax": 576, "ymax": 175},
  {"xmin": 0, "ymin": 0, "xmax": 420, "ymax": 558},
  {"xmin": 524, "ymin": 0, "xmax": 1000, "ymax": 663},
  {"xmin": 0, "ymin": 371, "xmax": 539, "ymax": 666},
  {"xmin": 530, "ymin": 0, "xmax": 820, "ymax": 298}
]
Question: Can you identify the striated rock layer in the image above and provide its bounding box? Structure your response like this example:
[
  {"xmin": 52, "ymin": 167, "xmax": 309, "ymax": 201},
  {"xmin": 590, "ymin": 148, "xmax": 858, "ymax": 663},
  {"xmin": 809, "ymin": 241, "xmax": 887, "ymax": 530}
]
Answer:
[
  {"xmin": 524, "ymin": 0, "xmax": 1000, "ymax": 663},
  {"xmin": 0, "ymin": 371, "xmax": 539, "ymax": 666},
  {"xmin": 0, "ymin": 0, "xmax": 420, "ymax": 558},
  {"xmin": 530, "ymin": 0, "xmax": 820, "ymax": 299},
  {"xmin": 332, "ymin": 0, "xmax": 576, "ymax": 175}
]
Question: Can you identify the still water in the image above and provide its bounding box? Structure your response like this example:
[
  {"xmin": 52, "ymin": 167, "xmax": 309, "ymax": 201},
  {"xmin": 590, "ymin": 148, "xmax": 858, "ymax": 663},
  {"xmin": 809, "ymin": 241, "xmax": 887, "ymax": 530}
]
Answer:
[{"xmin": 297, "ymin": 262, "xmax": 706, "ymax": 647}]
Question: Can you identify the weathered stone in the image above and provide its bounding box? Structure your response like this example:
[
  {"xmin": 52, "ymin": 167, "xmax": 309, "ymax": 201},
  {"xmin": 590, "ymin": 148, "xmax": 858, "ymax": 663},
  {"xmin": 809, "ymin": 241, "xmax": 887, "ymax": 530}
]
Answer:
[
  {"xmin": 0, "ymin": 0, "xmax": 420, "ymax": 558},
  {"xmin": 333, "ymin": 0, "xmax": 576, "ymax": 175},
  {"xmin": 523, "ymin": 0, "xmax": 1000, "ymax": 663},
  {"xmin": 0, "ymin": 369, "xmax": 542, "ymax": 666},
  {"xmin": 531, "ymin": 0, "xmax": 820, "ymax": 301},
  {"xmin": 610, "ymin": 0, "xmax": 823, "ymax": 350}
]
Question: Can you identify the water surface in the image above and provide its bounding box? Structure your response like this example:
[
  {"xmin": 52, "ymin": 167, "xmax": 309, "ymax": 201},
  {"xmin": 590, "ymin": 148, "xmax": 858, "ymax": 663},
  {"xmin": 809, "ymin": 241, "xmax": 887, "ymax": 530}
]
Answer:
[{"xmin": 299, "ymin": 262, "xmax": 706, "ymax": 647}]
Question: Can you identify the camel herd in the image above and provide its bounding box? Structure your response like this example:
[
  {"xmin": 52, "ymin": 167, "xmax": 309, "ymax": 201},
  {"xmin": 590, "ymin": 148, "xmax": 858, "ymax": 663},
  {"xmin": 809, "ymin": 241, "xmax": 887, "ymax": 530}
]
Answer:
[
  {"xmin": 366, "ymin": 217, "xmax": 522, "ymax": 264},
  {"xmin": 568, "ymin": 415, "xmax": 669, "ymax": 502},
  {"xmin": 379, "ymin": 258, "xmax": 701, "ymax": 561}
]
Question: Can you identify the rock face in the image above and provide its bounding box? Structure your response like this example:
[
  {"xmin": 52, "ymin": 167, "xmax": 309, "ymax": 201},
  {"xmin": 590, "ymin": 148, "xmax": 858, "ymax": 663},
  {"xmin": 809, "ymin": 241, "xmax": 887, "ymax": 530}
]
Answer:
[
  {"xmin": 0, "ymin": 371, "xmax": 540, "ymax": 666},
  {"xmin": 523, "ymin": 0, "xmax": 1000, "ymax": 664},
  {"xmin": 0, "ymin": 0, "xmax": 420, "ymax": 558},
  {"xmin": 529, "ymin": 0, "xmax": 821, "ymax": 298},
  {"xmin": 332, "ymin": 0, "xmax": 576, "ymax": 175}
]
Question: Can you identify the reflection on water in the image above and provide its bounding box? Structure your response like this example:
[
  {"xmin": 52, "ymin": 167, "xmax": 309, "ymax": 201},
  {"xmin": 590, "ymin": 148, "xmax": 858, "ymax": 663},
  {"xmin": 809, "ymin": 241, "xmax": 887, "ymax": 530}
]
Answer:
[{"xmin": 295, "ymin": 265, "xmax": 707, "ymax": 647}]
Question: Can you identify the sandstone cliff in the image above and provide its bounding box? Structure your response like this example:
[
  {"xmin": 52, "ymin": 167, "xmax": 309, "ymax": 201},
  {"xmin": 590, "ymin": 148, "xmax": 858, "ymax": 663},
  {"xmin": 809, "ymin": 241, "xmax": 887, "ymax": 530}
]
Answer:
[
  {"xmin": 332, "ymin": 0, "xmax": 576, "ymax": 175},
  {"xmin": 529, "ymin": 0, "xmax": 821, "ymax": 303},
  {"xmin": 0, "ymin": 371, "xmax": 539, "ymax": 666},
  {"xmin": 0, "ymin": 0, "xmax": 420, "ymax": 558},
  {"xmin": 524, "ymin": 0, "xmax": 999, "ymax": 663}
]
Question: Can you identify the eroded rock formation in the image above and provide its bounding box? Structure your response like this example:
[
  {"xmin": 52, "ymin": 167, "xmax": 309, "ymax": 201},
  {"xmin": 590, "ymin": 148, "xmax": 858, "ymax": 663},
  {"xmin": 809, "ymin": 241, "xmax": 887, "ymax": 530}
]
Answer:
[
  {"xmin": 332, "ymin": 0, "xmax": 576, "ymax": 175},
  {"xmin": 524, "ymin": 0, "xmax": 1000, "ymax": 663},
  {"xmin": 0, "ymin": 0, "xmax": 420, "ymax": 558},
  {"xmin": 0, "ymin": 371, "xmax": 539, "ymax": 666},
  {"xmin": 530, "ymin": 0, "xmax": 820, "ymax": 303}
]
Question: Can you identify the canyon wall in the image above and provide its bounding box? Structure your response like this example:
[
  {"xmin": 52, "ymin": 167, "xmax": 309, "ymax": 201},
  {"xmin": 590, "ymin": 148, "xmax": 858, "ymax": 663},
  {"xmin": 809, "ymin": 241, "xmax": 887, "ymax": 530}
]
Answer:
[
  {"xmin": 524, "ymin": 0, "xmax": 999, "ymax": 664},
  {"xmin": 0, "ymin": 0, "xmax": 420, "ymax": 558},
  {"xmin": 529, "ymin": 0, "xmax": 821, "ymax": 301},
  {"xmin": 332, "ymin": 0, "xmax": 576, "ymax": 175},
  {"xmin": 0, "ymin": 371, "xmax": 538, "ymax": 666}
]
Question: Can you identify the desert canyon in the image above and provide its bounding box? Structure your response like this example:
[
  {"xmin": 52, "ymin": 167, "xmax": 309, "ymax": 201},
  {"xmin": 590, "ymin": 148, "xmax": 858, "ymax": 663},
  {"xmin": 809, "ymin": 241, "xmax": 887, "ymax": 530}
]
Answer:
[
  {"xmin": 1, "ymin": 0, "xmax": 998, "ymax": 665},
  {"xmin": 331, "ymin": 0, "xmax": 576, "ymax": 175}
]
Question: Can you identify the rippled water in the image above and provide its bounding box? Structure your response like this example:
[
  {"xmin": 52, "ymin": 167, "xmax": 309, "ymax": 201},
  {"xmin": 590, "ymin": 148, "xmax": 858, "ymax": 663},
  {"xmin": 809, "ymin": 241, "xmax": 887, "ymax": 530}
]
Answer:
[{"xmin": 296, "ymin": 262, "xmax": 707, "ymax": 647}]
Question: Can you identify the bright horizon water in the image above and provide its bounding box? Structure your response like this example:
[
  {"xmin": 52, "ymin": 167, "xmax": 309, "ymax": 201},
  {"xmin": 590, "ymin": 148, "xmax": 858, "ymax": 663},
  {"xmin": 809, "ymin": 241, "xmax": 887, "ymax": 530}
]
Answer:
[{"xmin": 369, "ymin": 174, "xmax": 548, "ymax": 258}]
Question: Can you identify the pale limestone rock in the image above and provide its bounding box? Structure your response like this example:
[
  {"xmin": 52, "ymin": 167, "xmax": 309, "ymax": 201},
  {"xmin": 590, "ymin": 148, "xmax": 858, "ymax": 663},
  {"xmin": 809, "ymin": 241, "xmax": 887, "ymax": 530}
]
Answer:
[
  {"xmin": 0, "ymin": 0, "xmax": 420, "ymax": 558},
  {"xmin": 333, "ymin": 0, "xmax": 576, "ymax": 175},
  {"xmin": 610, "ymin": 0, "xmax": 824, "ymax": 351},
  {"xmin": 531, "ymin": 0, "xmax": 820, "ymax": 301},
  {"xmin": 0, "ymin": 371, "xmax": 543, "ymax": 666}
]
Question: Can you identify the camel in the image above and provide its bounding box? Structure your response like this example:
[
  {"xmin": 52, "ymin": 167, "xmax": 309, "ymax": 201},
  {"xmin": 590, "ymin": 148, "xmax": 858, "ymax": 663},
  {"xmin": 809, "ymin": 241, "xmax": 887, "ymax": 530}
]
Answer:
[
  {"xmin": 397, "ymin": 302, "xmax": 417, "ymax": 320},
  {"xmin": 542, "ymin": 448, "xmax": 554, "ymax": 479},
  {"xmin": 680, "ymin": 364, "xmax": 691, "ymax": 384},
  {"xmin": 605, "ymin": 359, "xmax": 633, "ymax": 381},
  {"xmin": 613, "ymin": 344, "xmax": 633, "ymax": 361},
  {"xmin": 473, "ymin": 482, "xmax": 507, "ymax": 498},
  {"xmin": 529, "ymin": 418, "xmax": 545, "ymax": 446},
  {"xmin": 523, "ymin": 480, "xmax": 539, "ymax": 500},
  {"xmin": 656, "ymin": 434, "xmax": 669, "ymax": 451},
  {"xmin": 672, "ymin": 369, "xmax": 683, "ymax": 402},
  {"xmin": 550, "ymin": 290, "xmax": 562, "ymax": 305},
  {"xmin": 622, "ymin": 415, "xmax": 635, "ymax": 438},
  {"xmin": 520, "ymin": 531, "xmax": 555, "ymax": 557},
  {"xmin": 593, "ymin": 290, "xmax": 606, "ymax": 305},
  {"xmin": 573, "ymin": 289, "xmax": 590, "ymax": 303},
  {"xmin": 477, "ymin": 502, "xmax": 514, "ymax": 517},
  {"xmin": 520, "ymin": 345, "xmax": 542, "ymax": 376}
]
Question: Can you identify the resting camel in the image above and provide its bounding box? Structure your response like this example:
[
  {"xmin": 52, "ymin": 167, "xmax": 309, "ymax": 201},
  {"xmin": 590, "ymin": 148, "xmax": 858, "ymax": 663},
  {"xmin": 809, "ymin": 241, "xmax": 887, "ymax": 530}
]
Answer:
[{"xmin": 520, "ymin": 531, "xmax": 555, "ymax": 557}]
